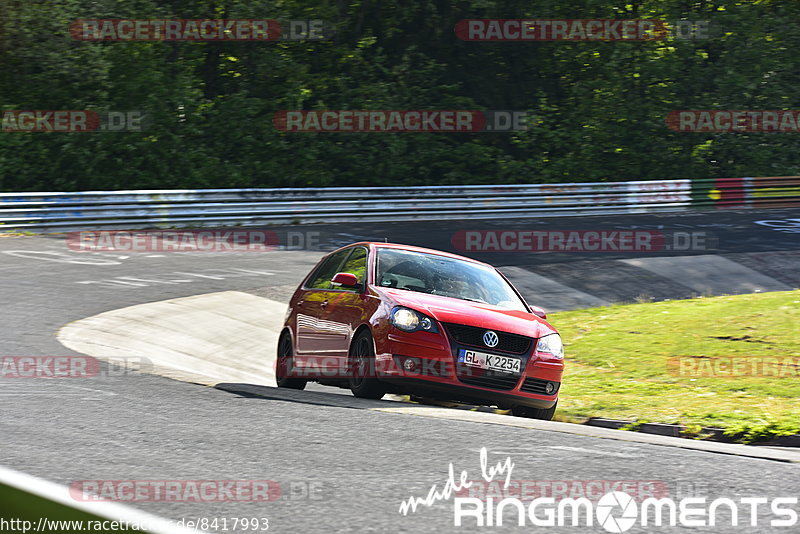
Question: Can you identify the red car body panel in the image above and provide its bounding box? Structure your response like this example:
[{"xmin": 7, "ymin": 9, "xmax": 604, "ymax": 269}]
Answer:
[{"xmin": 281, "ymin": 242, "xmax": 564, "ymax": 409}]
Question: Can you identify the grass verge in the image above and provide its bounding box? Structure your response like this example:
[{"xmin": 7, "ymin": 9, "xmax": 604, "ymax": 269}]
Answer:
[{"xmin": 550, "ymin": 290, "xmax": 800, "ymax": 443}]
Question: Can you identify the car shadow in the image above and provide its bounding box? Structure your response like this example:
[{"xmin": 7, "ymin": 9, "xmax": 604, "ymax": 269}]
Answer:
[
  {"xmin": 214, "ymin": 382, "xmax": 397, "ymax": 410},
  {"xmin": 214, "ymin": 382, "xmax": 511, "ymax": 415}
]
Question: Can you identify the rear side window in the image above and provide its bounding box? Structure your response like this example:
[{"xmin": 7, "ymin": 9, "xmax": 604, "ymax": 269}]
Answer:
[{"xmin": 306, "ymin": 249, "xmax": 351, "ymax": 290}]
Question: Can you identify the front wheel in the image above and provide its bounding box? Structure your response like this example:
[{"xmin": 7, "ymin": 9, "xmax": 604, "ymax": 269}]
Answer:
[
  {"xmin": 512, "ymin": 401, "xmax": 557, "ymax": 421},
  {"xmin": 348, "ymin": 331, "xmax": 385, "ymax": 400},
  {"xmin": 276, "ymin": 331, "xmax": 307, "ymax": 390}
]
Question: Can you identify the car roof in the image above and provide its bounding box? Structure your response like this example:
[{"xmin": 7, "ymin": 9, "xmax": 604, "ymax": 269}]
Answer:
[{"xmin": 340, "ymin": 242, "xmax": 491, "ymax": 267}]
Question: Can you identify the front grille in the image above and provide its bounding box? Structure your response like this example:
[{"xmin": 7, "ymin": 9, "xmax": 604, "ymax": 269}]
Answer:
[
  {"xmin": 444, "ymin": 324, "xmax": 533, "ymax": 354},
  {"xmin": 520, "ymin": 378, "xmax": 560, "ymax": 395},
  {"xmin": 457, "ymin": 370, "xmax": 521, "ymax": 391}
]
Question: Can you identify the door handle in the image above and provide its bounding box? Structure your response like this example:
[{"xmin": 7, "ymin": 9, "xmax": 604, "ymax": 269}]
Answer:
[{"xmin": 320, "ymin": 300, "xmax": 328, "ymax": 308}]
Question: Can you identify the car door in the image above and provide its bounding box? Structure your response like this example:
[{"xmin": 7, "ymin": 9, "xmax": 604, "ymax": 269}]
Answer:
[
  {"xmin": 294, "ymin": 248, "xmax": 352, "ymax": 358},
  {"xmin": 315, "ymin": 246, "xmax": 370, "ymax": 360},
  {"xmin": 297, "ymin": 246, "xmax": 370, "ymax": 376}
]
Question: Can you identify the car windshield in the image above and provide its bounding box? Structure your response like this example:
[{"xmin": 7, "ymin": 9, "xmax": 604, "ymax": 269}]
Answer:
[{"xmin": 375, "ymin": 248, "xmax": 528, "ymax": 312}]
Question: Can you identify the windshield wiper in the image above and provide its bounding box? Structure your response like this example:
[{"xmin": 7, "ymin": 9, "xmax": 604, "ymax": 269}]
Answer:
[
  {"xmin": 394, "ymin": 286, "xmax": 433, "ymax": 294},
  {"xmin": 458, "ymin": 297, "xmax": 489, "ymax": 304},
  {"xmin": 392, "ymin": 286, "xmax": 488, "ymax": 304}
]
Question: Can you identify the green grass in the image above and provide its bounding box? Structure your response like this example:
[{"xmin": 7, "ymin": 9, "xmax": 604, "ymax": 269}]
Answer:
[{"xmin": 549, "ymin": 290, "xmax": 800, "ymax": 443}]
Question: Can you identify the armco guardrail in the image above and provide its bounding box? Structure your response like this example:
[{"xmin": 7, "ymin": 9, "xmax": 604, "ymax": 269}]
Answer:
[
  {"xmin": 1, "ymin": 176, "xmax": 798, "ymax": 231},
  {"xmin": 0, "ymin": 465, "xmax": 195, "ymax": 533}
]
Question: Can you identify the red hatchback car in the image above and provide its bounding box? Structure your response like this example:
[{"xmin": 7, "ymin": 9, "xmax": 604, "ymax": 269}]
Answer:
[{"xmin": 276, "ymin": 242, "xmax": 564, "ymax": 420}]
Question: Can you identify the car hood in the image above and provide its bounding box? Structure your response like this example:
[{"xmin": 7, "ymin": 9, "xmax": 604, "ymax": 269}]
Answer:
[{"xmin": 375, "ymin": 287, "xmax": 557, "ymax": 338}]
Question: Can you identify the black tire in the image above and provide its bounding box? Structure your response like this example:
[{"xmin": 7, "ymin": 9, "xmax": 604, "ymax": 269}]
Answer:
[
  {"xmin": 276, "ymin": 331, "xmax": 307, "ymax": 390},
  {"xmin": 348, "ymin": 330, "xmax": 385, "ymax": 400},
  {"xmin": 512, "ymin": 401, "xmax": 557, "ymax": 421}
]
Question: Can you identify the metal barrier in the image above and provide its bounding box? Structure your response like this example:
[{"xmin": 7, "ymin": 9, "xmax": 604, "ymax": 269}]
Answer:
[
  {"xmin": 0, "ymin": 465, "xmax": 194, "ymax": 533},
  {"xmin": 1, "ymin": 177, "xmax": 798, "ymax": 231}
]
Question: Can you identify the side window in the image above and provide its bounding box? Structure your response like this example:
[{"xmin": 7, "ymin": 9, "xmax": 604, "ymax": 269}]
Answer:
[
  {"xmin": 338, "ymin": 247, "xmax": 368, "ymax": 287},
  {"xmin": 306, "ymin": 249, "xmax": 351, "ymax": 290}
]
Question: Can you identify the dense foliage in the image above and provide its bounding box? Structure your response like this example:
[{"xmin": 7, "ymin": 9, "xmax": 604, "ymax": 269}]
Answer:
[{"xmin": 1, "ymin": 0, "xmax": 799, "ymax": 191}]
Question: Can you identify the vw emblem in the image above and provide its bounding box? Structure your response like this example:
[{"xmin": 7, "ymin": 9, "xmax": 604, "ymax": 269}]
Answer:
[{"xmin": 483, "ymin": 330, "xmax": 499, "ymax": 348}]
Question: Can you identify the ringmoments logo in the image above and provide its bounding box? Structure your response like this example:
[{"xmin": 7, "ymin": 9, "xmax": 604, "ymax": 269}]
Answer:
[{"xmin": 398, "ymin": 448, "xmax": 799, "ymax": 530}]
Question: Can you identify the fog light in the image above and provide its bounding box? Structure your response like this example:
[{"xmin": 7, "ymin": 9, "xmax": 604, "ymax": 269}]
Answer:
[
  {"xmin": 545, "ymin": 382, "xmax": 556, "ymax": 394},
  {"xmin": 404, "ymin": 359, "xmax": 417, "ymax": 371}
]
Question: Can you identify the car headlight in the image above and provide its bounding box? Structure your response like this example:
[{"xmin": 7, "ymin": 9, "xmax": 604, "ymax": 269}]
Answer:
[
  {"xmin": 535, "ymin": 333, "xmax": 564, "ymax": 359},
  {"xmin": 391, "ymin": 307, "xmax": 439, "ymax": 333}
]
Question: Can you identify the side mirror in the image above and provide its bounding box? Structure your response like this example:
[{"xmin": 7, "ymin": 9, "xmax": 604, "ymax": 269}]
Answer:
[
  {"xmin": 331, "ymin": 272, "xmax": 361, "ymax": 288},
  {"xmin": 529, "ymin": 305, "xmax": 547, "ymax": 319}
]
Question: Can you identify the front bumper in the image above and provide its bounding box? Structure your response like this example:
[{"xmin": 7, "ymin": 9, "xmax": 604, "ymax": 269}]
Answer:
[
  {"xmin": 378, "ymin": 329, "xmax": 563, "ymax": 409},
  {"xmin": 382, "ymin": 377, "xmax": 558, "ymax": 409}
]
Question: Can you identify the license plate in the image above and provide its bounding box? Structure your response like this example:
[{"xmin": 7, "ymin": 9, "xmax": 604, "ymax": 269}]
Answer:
[{"xmin": 458, "ymin": 349, "xmax": 521, "ymax": 374}]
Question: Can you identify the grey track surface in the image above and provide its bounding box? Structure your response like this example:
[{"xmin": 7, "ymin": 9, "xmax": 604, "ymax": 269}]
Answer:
[{"xmin": 1, "ymin": 207, "xmax": 799, "ymax": 533}]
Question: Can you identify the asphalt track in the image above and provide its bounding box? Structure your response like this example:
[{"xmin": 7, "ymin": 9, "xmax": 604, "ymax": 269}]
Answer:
[{"xmin": 1, "ymin": 207, "xmax": 799, "ymax": 533}]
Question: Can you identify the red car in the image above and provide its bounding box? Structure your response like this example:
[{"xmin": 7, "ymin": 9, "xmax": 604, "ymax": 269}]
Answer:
[{"xmin": 276, "ymin": 242, "xmax": 564, "ymax": 420}]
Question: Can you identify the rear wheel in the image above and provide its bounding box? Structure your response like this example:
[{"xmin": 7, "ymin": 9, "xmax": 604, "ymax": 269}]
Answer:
[
  {"xmin": 276, "ymin": 331, "xmax": 307, "ymax": 390},
  {"xmin": 512, "ymin": 401, "xmax": 557, "ymax": 421},
  {"xmin": 348, "ymin": 330, "xmax": 385, "ymax": 400}
]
